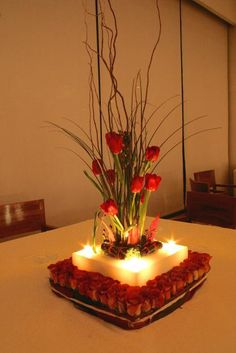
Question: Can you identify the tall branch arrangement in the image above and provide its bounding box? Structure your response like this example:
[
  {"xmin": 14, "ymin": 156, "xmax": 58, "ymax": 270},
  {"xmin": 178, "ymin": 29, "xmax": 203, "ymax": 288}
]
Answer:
[{"xmin": 48, "ymin": 0, "xmax": 219, "ymax": 259}]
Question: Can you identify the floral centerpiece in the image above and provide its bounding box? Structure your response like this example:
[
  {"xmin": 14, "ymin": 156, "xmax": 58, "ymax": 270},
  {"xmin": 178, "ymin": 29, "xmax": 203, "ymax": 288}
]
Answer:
[
  {"xmin": 48, "ymin": 0, "xmax": 215, "ymax": 259},
  {"xmin": 47, "ymin": 0, "xmax": 213, "ymax": 330}
]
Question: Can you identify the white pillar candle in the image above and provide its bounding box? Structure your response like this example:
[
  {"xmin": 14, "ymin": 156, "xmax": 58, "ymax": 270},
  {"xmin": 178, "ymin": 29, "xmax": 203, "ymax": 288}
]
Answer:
[{"xmin": 72, "ymin": 241, "xmax": 188, "ymax": 286}]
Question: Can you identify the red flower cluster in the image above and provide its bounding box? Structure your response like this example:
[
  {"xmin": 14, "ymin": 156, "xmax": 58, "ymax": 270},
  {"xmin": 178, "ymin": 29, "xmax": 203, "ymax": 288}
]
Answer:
[
  {"xmin": 100, "ymin": 199, "xmax": 118, "ymax": 216},
  {"xmin": 145, "ymin": 146, "xmax": 160, "ymax": 162},
  {"xmin": 130, "ymin": 174, "xmax": 161, "ymax": 194},
  {"xmin": 105, "ymin": 132, "xmax": 123, "ymax": 154},
  {"xmin": 145, "ymin": 174, "xmax": 162, "ymax": 191},
  {"xmin": 48, "ymin": 251, "xmax": 211, "ymax": 318}
]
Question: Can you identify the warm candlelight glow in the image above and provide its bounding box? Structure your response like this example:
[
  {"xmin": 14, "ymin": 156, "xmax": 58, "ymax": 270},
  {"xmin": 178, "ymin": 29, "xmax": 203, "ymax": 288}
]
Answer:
[
  {"xmin": 162, "ymin": 240, "xmax": 180, "ymax": 255},
  {"xmin": 78, "ymin": 245, "xmax": 95, "ymax": 259},
  {"xmin": 120, "ymin": 256, "xmax": 149, "ymax": 273},
  {"xmin": 72, "ymin": 241, "xmax": 188, "ymax": 286}
]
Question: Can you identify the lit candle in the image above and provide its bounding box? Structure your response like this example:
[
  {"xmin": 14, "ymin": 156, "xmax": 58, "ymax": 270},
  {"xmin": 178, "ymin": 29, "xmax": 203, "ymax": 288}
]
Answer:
[
  {"xmin": 162, "ymin": 240, "xmax": 182, "ymax": 255},
  {"xmin": 72, "ymin": 241, "xmax": 188, "ymax": 286},
  {"xmin": 77, "ymin": 245, "xmax": 96, "ymax": 259}
]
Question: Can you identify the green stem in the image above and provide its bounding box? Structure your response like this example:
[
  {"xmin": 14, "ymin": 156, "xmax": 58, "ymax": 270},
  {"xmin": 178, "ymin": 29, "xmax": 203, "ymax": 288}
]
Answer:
[
  {"xmin": 113, "ymin": 154, "xmax": 123, "ymax": 182},
  {"xmin": 92, "ymin": 211, "xmax": 99, "ymax": 253},
  {"xmin": 84, "ymin": 171, "xmax": 105, "ymax": 197},
  {"xmin": 100, "ymin": 173, "xmax": 112, "ymax": 198},
  {"xmin": 129, "ymin": 193, "xmax": 136, "ymax": 224},
  {"xmin": 113, "ymin": 215, "xmax": 124, "ymax": 233},
  {"xmin": 140, "ymin": 161, "xmax": 151, "ymax": 176},
  {"xmin": 139, "ymin": 190, "xmax": 151, "ymax": 236}
]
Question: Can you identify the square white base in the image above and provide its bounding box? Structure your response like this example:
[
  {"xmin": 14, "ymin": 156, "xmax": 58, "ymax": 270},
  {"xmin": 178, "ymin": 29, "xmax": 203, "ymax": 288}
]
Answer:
[{"xmin": 72, "ymin": 242, "xmax": 188, "ymax": 286}]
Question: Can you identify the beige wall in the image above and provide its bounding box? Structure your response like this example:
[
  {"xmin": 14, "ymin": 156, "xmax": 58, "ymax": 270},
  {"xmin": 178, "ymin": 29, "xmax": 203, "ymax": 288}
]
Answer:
[
  {"xmin": 183, "ymin": 0, "xmax": 229, "ymax": 185},
  {"xmin": 229, "ymin": 25, "xmax": 236, "ymax": 174},
  {"xmin": 0, "ymin": 0, "xmax": 98, "ymax": 226},
  {"xmin": 0, "ymin": 0, "xmax": 230, "ymax": 226},
  {"xmin": 193, "ymin": 0, "xmax": 236, "ymax": 25}
]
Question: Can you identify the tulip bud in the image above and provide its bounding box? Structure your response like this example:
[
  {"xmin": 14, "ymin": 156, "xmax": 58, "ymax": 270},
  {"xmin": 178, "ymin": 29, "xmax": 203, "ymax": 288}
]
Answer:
[
  {"xmin": 105, "ymin": 132, "xmax": 124, "ymax": 154},
  {"xmin": 131, "ymin": 176, "xmax": 144, "ymax": 193},
  {"xmin": 145, "ymin": 173, "xmax": 162, "ymax": 191},
  {"xmin": 92, "ymin": 159, "xmax": 103, "ymax": 176},
  {"xmin": 100, "ymin": 199, "xmax": 118, "ymax": 216},
  {"xmin": 145, "ymin": 146, "xmax": 160, "ymax": 162}
]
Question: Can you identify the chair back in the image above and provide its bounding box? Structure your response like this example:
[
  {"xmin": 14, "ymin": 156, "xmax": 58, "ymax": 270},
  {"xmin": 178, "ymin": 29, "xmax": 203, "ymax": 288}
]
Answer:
[
  {"xmin": 187, "ymin": 191, "xmax": 236, "ymax": 228},
  {"xmin": 194, "ymin": 170, "xmax": 216, "ymax": 187},
  {"xmin": 0, "ymin": 199, "xmax": 47, "ymax": 239},
  {"xmin": 190, "ymin": 178, "xmax": 209, "ymax": 192}
]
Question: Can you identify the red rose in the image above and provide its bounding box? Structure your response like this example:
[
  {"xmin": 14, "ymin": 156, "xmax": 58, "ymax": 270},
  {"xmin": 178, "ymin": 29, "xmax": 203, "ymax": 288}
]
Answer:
[
  {"xmin": 145, "ymin": 146, "xmax": 160, "ymax": 162},
  {"xmin": 92, "ymin": 159, "xmax": 103, "ymax": 176},
  {"xmin": 106, "ymin": 169, "xmax": 116, "ymax": 184},
  {"xmin": 126, "ymin": 286, "xmax": 143, "ymax": 305},
  {"xmin": 146, "ymin": 279, "xmax": 158, "ymax": 288},
  {"xmin": 100, "ymin": 199, "xmax": 118, "ymax": 216},
  {"xmin": 145, "ymin": 173, "xmax": 162, "ymax": 191},
  {"xmin": 131, "ymin": 176, "xmax": 144, "ymax": 193},
  {"xmin": 105, "ymin": 132, "xmax": 123, "ymax": 154}
]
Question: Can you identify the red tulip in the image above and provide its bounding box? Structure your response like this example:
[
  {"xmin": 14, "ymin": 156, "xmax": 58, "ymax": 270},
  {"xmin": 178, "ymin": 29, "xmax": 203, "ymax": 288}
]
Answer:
[
  {"xmin": 106, "ymin": 169, "xmax": 116, "ymax": 185},
  {"xmin": 100, "ymin": 199, "xmax": 118, "ymax": 216},
  {"xmin": 131, "ymin": 176, "xmax": 144, "ymax": 193},
  {"xmin": 145, "ymin": 146, "xmax": 160, "ymax": 162},
  {"xmin": 105, "ymin": 132, "xmax": 123, "ymax": 154},
  {"xmin": 145, "ymin": 173, "xmax": 162, "ymax": 191},
  {"xmin": 92, "ymin": 159, "xmax": 103, "ymax": 176}
]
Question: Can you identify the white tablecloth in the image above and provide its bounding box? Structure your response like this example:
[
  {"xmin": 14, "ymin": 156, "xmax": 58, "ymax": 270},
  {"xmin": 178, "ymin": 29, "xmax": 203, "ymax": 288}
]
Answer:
[{"xmin": 0, "ymin": 219, "xmax": 236, "ymax": 353}]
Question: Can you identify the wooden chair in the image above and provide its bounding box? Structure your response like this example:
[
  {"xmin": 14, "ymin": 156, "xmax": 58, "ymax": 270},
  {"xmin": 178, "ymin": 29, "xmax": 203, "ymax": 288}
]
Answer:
[
  {"xmin": 194, "ymin": 169, "xmax": 236, "ymax": 194},
  {"xmin": 0, "ymin": 199, "xmax": 54, "ymax": 241},
  {"xmin": 187, "ymin": 191, "xmax": 236, "ymax": 228},
  {"xmin": 190, "ymin": 178, "xmax": 210, "ymax": 193}
]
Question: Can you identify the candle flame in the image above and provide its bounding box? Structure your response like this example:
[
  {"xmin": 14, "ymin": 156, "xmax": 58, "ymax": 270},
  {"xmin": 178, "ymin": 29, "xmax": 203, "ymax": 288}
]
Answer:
[
  {"xmin": 78, "ymin": 245, "xmax": 95, "ymax": 259},
  {"xmin": 162, "ymin": 240, "xmax": 180, "ymax": 255}
]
